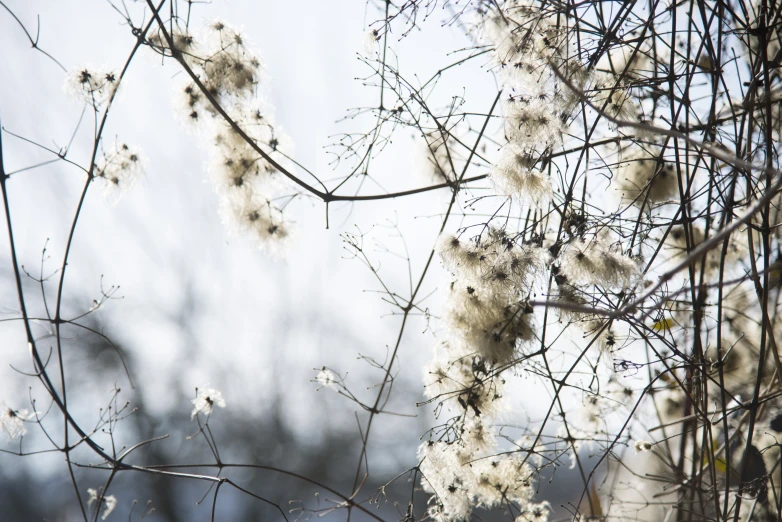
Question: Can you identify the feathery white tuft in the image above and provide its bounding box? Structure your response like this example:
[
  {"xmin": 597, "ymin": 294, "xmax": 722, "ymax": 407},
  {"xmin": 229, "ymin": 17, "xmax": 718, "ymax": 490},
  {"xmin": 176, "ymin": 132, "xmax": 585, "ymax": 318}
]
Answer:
[
  {"xmin": 190, "ymin": 387, "xmax": 226, "ymax": 419},
  {"xmin": 65, "ymin": 66, "xmax": 119, "ymax": 107}
]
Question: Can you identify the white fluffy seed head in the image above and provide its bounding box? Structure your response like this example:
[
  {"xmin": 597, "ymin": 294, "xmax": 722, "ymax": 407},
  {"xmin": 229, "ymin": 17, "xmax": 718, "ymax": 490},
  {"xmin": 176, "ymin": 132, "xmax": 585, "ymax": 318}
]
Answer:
[
  {"xmin": 65, "ymin": 66, "xmax": 119, "ymax": 107},
  {"xmin": 147, "ymin": 25, "xmax": 197, "ymax": 62},
  {"xmin": 461, "ymin": 417, "xmax": 497, "ymax": 455},
  {"xmin": 445, "ymin": 284, "xmax": 536, "ymax": 363},
  {"xmin": 601, "ymin": 43, "xmax": 652, "ymax": 78},
  {"xmin": 166, "ymin": 21, "xmax": 294, "ymax": 256},
  {"xmin": 490, "ymin": 144, "xmax": 552, "ymax": 206},
  {"xmin": 474, "ymin": 454, "xmax": 535, "ymax": 505},
  {"xmin": 423, "ymin": 340, "xmax": 507, "ymax": 417},
  {"xmin": 482, "ymin": 1, "xmax": 571, "ymax": 89},
  {"xmin": 1, "ymin": 405, "xmax": 29, "ymax": 441},
  {"xmin": 87, "ymin": 488, "xmax": 117, "ymax": 521},
  {"xmin": 578, "ymin": 395, "xmax": 604, "ymax": 432},
  {"xmin": 210, "ymin": 141, "xmax": 264, "ymax": 194},
  {"xmin": 363, "ymin": 28, "xmax": 380, "ymax": 56},
  {"xmin": 560, "ymin": 239, "xmax": 639, "ymax": 289},
  {"xmin": 437, "ymin": 231, "xmax": 548, "ymax": 363},
  {"xmin": 190, "ymin": 387, "xmax": 226, "ymax": 419},
  {"xmin": 515, "ymin": 501, "xmax": 551, "ymax": 522},
  {"xmin": 219, "ymin": 190, "xmax": 291, "ymax": 255},
  {"xmin": 633, "ymin": 440, "xmax": 653, "ymax": 453},
  {"xmin": 421, "ymin": 137, "xmax": 457, "ymax": 184},
  {"xmin": 418, "ymin": 429, "xmax": 539, "ymax": 520},
  {"xmin": 93, "ymin": 142, "xmax": 145, "ymax": 203},
  {"xmin": 174, "ymin": 82, "xmax": 209, "ymax": 129},
  {"xmin": 201, "ymin": 20, "xmax": 263, "ymax": 99},
  {"xmin": 436, "ymin": 234, "xmax": 464, "ymax": 269},
  {"xmin": 589, "ymin": 74, "xmax": 638, "ymax": 122},
  {"xmin": 315, "ymin": 367, "xmax": 338, "ymax": 389},
  {"xmin": 617, "ymin": 147, "xmax": 678, "ymax": 205},
  {"xmin": 503, "ymin": 96, "xmax": 564, "ymax": 149}
]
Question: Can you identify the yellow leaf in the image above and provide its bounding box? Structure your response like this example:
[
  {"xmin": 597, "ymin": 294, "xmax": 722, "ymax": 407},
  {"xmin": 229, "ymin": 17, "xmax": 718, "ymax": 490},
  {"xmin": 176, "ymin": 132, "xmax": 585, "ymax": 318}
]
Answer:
[
  {"xmin": 703, "ymin": 440, "xmax": 727, "ymax": 473},
  {"xmin": 653, "ymin": 317, "xmax": 673, "ymax": 332}
]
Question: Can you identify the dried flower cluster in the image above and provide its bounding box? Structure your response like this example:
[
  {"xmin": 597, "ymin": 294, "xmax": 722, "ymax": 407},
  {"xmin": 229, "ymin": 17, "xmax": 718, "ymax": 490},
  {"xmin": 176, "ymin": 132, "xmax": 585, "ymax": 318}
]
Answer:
[
  {"xmin": 421, "ymin": 229, "xmax": 550, "ymax": 521},
  {"xmin": 92, "ymin": 142, "xmax": 145, "ymax": 203},
  {"xmin": 65, "ymin": 66, "xmax": 119, "ymax": 108},
  {"xmin": 483, "ymin": 2, "xmax": 573, "ymax": 206},
  {"xmin": 148, "ymin": 20, "xmax": 294, "ymax": 253},
  {"xmin": 418, "ymin": 0, "xmax": 782, "ymax": 519},
  {"xmin": 64, "ymin": 67, "xmax": 146, "ymax": 203}
]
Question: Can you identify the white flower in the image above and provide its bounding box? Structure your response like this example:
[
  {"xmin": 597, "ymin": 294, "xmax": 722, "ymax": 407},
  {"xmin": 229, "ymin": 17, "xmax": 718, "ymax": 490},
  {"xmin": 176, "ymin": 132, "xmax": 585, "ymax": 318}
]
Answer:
[
  {"xmin": 633, "ymin": 440, "xmax": 653, "ymax": 453},
  {"xmin": 1, "ymin": 405, "xmax": 31, "ymax": 441},
  {"xmin": 315, "ymin": 367, "xmax": 338, "ymax": 389},
  {"xmin": 87, "ymin": 488, "xmax": 117, "ymax": 520},
  {"xmin": 190, "ymin": 387, "xmax": 226, "ymax": 420},
  {"xmin": 65, "ymin": 66, "xmax": 119, "ymax": 107}
]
